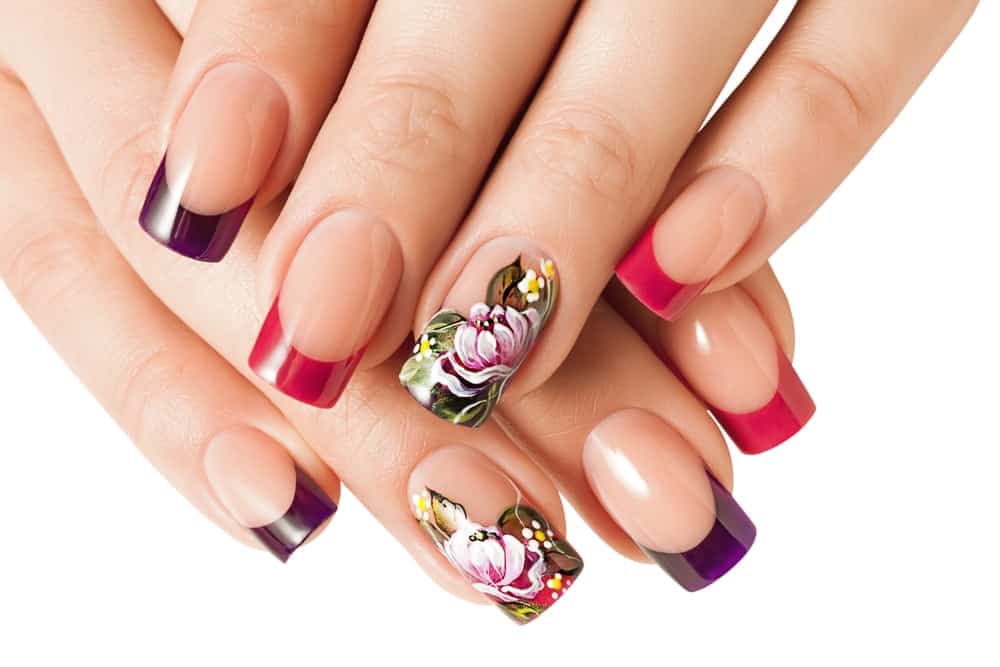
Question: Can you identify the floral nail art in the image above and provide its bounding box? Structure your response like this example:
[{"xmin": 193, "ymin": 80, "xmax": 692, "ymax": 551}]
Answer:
[
  {"xmin": 413, "ymin": 489, "xmax": 583, "ymax": 624},
  {"xmin": 400, "ymin": 256, "xmax": 557, "ymax": 427}
]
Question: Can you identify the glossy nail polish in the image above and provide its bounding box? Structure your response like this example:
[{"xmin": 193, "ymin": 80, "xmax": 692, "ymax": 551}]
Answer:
[
  {"xmin": 661, "ymin": 289, "xmax": 815, "ymax": 454},
  {"xmin": 249, "ymin": 210, "xmax": 401, "ymax": 408},
  {"xmin": 139, "ymin": 62, "xmax": 288, "ymax": 262},
  {"xmin": 204, "ymin": 427, "xmax": 337, "ymax": 562},
  {"xmin": 617, "ymin": 167, "xmax": 764, "ymax": 321},
  {"xmin": 408, "ymin": 447, "xmax": 583, "ymax": 624},
  {"xmin": 584, "ymin": 409, "xmax": 754, "ymax": 591},
  {"xmin": 400, "ymin": 238, "xmax": 557, "ymax": 427}
]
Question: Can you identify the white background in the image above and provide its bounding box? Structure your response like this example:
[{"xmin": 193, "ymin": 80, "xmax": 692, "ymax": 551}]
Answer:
[{"xmin": 1, "ymin": 2, "xmax": 997, "ymax": 665}]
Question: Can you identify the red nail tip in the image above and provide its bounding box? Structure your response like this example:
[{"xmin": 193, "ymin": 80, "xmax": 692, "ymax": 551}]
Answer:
[
  {"xmin": 711, "ymin": 347, "xmax": 815, "ymax": 455},
  {"xmin": 616, "ymin": 225, "xmax": 707, "ymax": 322},
  {"xmin": 248, "ymin": 300, "xmax": 363, "ymax": 409}
]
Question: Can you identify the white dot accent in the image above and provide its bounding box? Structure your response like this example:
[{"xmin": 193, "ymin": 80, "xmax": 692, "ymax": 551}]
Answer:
[
  {"xmin": 531, "ymin": 520, "xmax": 541, "ymax": 529},
  {"xmin": 543, "ymin": 541, "xmax": 553, "ymax": 550},
  {"xmin": 521, "ymin": 528, "xmax": 533, "ymax": 539},
  {"xmin": 551, "ymin": 593, "xmax": 559, "ymax": 600}
]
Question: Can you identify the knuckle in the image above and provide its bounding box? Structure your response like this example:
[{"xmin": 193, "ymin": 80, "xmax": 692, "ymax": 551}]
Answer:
[
  {"xmin": 519, "ymin": 103, "xmax": 639, "ymax": 203},
  {"xmin": 774, "ymin": 55, "xmax": 877, "ymax": 140},
  {"xmin": 353, "ymin": 72, "xmax": 471, "ymax": 178},
  {"xmin": 116, "ymin": 342, "xmax": 195, "ymax": 447},
  {"xmin": 0, "ymin": 220, "xmax": 112, "ymax": 311}
]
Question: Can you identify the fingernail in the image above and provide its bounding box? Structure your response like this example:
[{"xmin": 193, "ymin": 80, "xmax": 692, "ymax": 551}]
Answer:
[
  {"xmin": 139, "ymin": 62, "xmax": 289, "ymax": 262},
  {"xmin": 584, "ymin": 409, "xmax": 755, "ymax": 591},
  {"xmin": 400, "ymin": 238, "xmax": 556, "ymax": 427},
  {"xmin": 408, "ymin": 446, "xmax": 583, "ymax": 625},
  {"xmin": 249, "ymin": 210, "xmax": 402, "ymax": 408},
  {"xmin": 616, "ymin": 167, "xmax": 764, "ymax": 320},
  {"xmin": 662, "ymin": 289, "xmax": 815, "ymax": 454},
  {"xmin": 203, "ymin": 427, "xmax": 337, "ymax": 562}
]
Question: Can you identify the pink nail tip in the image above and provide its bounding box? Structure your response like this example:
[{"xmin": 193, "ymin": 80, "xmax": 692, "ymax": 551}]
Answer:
[
  {"xmin": 249, "ymin": 300, "xmax": 363, "ymax": 409},
  {"xmin": 616, "ymin": 225, "xmax": 707, "ymax": 322},
  {"xmin": 711, "ymin": 348, "xmax": 815, "ymax": 455}
]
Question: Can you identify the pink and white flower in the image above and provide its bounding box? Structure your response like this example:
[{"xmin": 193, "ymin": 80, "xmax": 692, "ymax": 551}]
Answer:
[
  {"xmin": 430, "ymin": 303, "xmax": 540, "ymax": 398},
  {"xmin": 443, "ymin": 521, "xmax": 546, "ymax": 603}
]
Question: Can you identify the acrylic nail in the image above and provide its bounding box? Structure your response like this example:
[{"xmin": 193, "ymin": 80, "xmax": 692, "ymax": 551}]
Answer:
[
  {"xmin": 203, "ymin": 427, "xmax": 337, "ymax": 562},
  {"xmin": 661, "ymin": 289, "xmax": 815, "ymax": 454},
  {"xmin": 249, "ymin": 210, "xmax": 402, "ymax": 408},
  {"xmin": 400, "ymin": 238, "xmax": 557, "ymax": 427},
  {"xmin": 584, "ymin": 409, "xmax": 755, "ymax": 591},
  {"xmin": 139, "ymin": 62, "xmax": 288, "ymax": 261},
  {"xmin": 616, "ymin": 167, "xmax": 764, "ymax": 320},
  {"xmin": 408, "ymin": 446, "xmax": 583, "ymax": 624}
]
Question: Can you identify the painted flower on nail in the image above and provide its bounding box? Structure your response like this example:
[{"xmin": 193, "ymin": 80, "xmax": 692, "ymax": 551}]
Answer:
[
  {"xmin": 444, "ymin": 522, "xmax": 547, "ymax": 603},
  {"xmin": 430, "ymin": 304, "xmax": 539, "ymax": 399},
  {"xmin": 415, "ymin": 489, "xmax": 583, "ymax": 624},
  {"xmin": 399, "ymin": 256, "xmax": 557, "ymax": 427},
  {"xmin": 517, "ymin": 269, "xmax": 545, "ymax": 303},
  {"xmin": 412, "ymin": 334, "xmax": 437, "ymax": 360}
]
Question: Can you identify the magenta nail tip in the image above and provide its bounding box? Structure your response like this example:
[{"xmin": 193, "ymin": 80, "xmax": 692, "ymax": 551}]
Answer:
[
  {"xmin": 138, "ymin": 156, "xmax": 252, "ymax": 262},
  {"xmin": 249, "ymin": 299, "xmax": 363, "ymax": 409},
  {"xmin": 616, "ymin": 224, "xmax": 707, "ymax": 322},
  {"xmin": 712, "ymin": 347, "xmax": 816, "ymax": 455}
]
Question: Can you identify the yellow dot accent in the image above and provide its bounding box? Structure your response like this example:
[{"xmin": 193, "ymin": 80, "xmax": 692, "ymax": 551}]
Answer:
[
  {"xmin": 548, "ymin": 578, "xmax": 563, "ymax": 591},
  {"xmin": 534, "ymin": 530, "xmax": 547, "ymax": 542}
]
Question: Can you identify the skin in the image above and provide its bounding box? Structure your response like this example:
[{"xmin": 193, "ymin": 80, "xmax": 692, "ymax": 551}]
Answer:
[
  {"xmin": 0, "ymin": 47, "xmax": 788, "ymax": 606},
  {"xmin": 143, "ymin": 0, "xmax": 975, "ymax": 410},
  {"xmin": 0, "ymin": 0, "xmax": 979, "ymax": 612}
]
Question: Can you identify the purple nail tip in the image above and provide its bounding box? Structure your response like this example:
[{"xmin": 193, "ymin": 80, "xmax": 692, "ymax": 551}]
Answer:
[
  {"xmin": 250, "ymin": 468, "xmax": 337, "ymax": 563},
  {"xmin": 138, "ymin": 157, "xmax": 252, "ymax": 262},
  {"xmin": 644, "ymin": 475, "xmax": 755, "ymax": 591}
]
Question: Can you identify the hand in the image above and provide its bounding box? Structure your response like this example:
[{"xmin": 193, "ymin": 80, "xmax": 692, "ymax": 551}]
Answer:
[
  {"xmin": 0, "ymin": 11, "xmax": 803, "ymax": 623},
  {"xmin": 116, "ymin": 0, "xmax": 974, "ymax": 430}
]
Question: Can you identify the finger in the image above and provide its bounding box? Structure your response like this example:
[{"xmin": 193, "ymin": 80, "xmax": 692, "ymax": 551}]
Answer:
[
  {"xmin": 249, "ymin": 0, "xmax": 577, "ymax": 407},
  {"xmin": 0, "ymin": 9, "xmax": 585, "ymax": 620},
  {"xmin": 620, "ymin": 0, "xmax": 979, "ymax": 316},
  {"xmin": 138, "ymin": 0, "xmax": 372, "ymax": 261},
  {"xmin": 0, "ymin": 74, "xmax": 338, "ymax": 562},
  {"xmin": 497, "ymin": 301, "xmax": 757, "ymax": 591},
  {"xmin": 403, "ymin": 0, "xmax": 776, "ymax": 426},
  {"xmin": 662, "ymin": 268, "xmax": 813, "ymax": 455}
]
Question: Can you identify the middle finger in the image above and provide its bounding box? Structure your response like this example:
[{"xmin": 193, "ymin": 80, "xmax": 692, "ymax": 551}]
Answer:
[{"xmin": 405, "ymin": 0, "xmax": 777, "ymax": 425}]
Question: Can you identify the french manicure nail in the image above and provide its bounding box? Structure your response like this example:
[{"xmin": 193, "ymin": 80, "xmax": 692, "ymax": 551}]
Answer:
[
  {"xmin": 139, "ymin": 62, "xmax": 288, "ymax": 261},
  {"xmin": 662, "ymin": 290, "xmax": 815, "ymax": 454},
  {"xmin": 616, "ymin": 167, "xmax": 764, "ymax": 320},
  {"xmin": 203, "ymin": 427, "xmax": 337, "ymax": 562},
  {"xmin": 400, "ymin": 238, "xmax": 557, "ymax": 427},
  {"xmin": 584, "ymin": 409, "xmax": 755, "ymax": 591},
  {"xmin": 249, "ymin": 210, "xmax": 402, "ymax": 408},
  {"xmin": 408, "ymin": 446, "xmax": 583, "ymax": 624}
]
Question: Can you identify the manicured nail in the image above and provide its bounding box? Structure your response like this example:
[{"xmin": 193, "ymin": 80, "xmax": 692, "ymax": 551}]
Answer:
[
  {"xmin": 661, "ymin": 289, "xmax": 815, "ymax": 454},
  {"xmin": 616, "ymin": 167, "xmax": 764, "ymax": 321},
  {"xmin": 408, "ymin": 446, "xmax": 583, "ymax": 624},
  {"xmin": 400, "ymin": 238, "xmax": 556, "ymax": 427},
  {"xmin": 249, "ymin": 210, "xmax": 402, "ymax": 408},
  {"xmin": 139, "ymin": 62, "xmax": 288, "ymax": 261},
  {"xmin": 584, "ymin": 409, "xmax": 755, "ymax": 591},
  {"xmin": 203, "ymin": 427, "xmax": 337, "ymax": 562}
]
